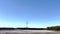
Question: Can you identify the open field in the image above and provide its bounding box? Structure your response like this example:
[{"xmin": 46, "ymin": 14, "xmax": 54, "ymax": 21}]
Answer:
[{"xmin": 0, "ymin": 30, "xmax": 60, "ymax": 34}]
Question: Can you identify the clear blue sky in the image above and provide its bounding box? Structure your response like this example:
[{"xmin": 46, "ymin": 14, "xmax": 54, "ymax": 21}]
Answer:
[{"xmin": 0, "ymin": 0, "xmax": 60, "ymax": 28}]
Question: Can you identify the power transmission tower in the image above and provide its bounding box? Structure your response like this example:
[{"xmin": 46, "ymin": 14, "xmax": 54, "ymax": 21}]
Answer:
[{"xmin": 26, "ymin": 21, "xmax": 28, "ymax": 28}]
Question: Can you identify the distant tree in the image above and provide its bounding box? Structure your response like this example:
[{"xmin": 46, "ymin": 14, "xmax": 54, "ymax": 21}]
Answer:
[{"xmin": 46, "ymin": 26, "xmax": 60, "ymax": 31}]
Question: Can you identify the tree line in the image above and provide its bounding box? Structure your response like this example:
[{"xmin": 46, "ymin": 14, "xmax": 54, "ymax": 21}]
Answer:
[
  {"xmin": 46, "ymin": 26, "xmax": 60, "ymax": 31},
  {"xmin": 0, "ymin": 26, "xmax": 60, "ymax": 31}
]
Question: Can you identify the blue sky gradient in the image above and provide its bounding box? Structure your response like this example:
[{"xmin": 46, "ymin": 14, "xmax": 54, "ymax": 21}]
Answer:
[{"xmin": 0, "ymin": 0, "xmax": 60, "ymax": 28}]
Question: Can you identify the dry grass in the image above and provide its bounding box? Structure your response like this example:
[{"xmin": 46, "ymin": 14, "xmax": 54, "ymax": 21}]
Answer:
[
  {"xmin": 0, "ymin": 32, "xmax": 56, "ymax": 34},
  {"xmin": 0, "ymin": 30, "xmax": 59, "ymax": 34}
]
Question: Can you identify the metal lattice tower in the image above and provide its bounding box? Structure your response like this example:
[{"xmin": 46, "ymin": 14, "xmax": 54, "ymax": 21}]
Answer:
[{"xmin": 26, "ymin": 21, "xmax": 28, "ymax": 28}]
